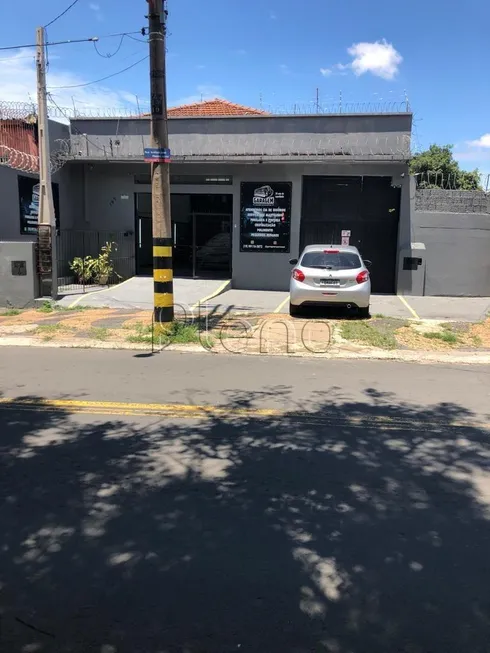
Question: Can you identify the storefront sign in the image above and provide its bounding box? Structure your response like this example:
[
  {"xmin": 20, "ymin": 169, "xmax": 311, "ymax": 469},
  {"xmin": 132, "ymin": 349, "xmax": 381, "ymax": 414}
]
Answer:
[
  {"xmin": 18, "ymin": 176, "xmax": 60, "ymax": 235},
  {"xmin": 240, "ymin": 182, "xmax": 292, "ymax": 253}
]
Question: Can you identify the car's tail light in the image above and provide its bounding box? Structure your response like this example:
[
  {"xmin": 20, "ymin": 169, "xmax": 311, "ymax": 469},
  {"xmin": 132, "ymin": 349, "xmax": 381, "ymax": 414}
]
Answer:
[
  {"xmin": 324, "ymin": 249, "xmax": 339, "ymax": 253},
  {"xmin": 356, "ymin": 270, "xmax": 369, "ymax": 284},
  {"xmin": 292, "ymin": 268, "xmax": 305, "ymax": 282}
]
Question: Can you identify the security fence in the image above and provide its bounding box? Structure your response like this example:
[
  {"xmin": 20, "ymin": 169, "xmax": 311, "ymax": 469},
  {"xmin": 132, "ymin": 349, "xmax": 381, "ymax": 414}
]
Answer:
[{"xmin": 56, "ymin": 230, "xmax": 135, "ymax": 294}]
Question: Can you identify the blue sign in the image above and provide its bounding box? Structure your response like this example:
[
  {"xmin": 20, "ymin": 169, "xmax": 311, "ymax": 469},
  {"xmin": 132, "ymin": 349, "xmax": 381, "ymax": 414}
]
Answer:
[{"xmin": 144, "ymin": 147, "xmax": 171, "ymax": 163}]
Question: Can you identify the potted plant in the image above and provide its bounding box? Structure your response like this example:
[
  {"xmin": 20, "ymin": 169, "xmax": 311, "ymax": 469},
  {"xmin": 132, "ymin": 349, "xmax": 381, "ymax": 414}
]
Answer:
[
  {"xmin": 69, "ymin": 242, "xmax": 120, "ymax": 286},
  {"xmin": 93, "ymin": 241, "xmax": 120, "ymax": 285},
  {"xmin": 69, "ymin": 255, "xmax": 97, "ymax": 284}
]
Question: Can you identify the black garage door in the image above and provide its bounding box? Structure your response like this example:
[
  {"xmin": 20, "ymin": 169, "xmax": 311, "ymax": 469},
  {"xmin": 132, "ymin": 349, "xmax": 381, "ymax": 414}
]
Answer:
[{"xmin": 300, "ymin": 176, "xmax": 400, "ymax": 294}]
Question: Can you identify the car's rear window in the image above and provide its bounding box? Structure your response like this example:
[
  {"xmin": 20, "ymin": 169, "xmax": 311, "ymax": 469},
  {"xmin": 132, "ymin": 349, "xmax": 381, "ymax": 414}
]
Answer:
[{"xmin": 301, "ymin": 251, "xmax": 361, "ymax": 270}]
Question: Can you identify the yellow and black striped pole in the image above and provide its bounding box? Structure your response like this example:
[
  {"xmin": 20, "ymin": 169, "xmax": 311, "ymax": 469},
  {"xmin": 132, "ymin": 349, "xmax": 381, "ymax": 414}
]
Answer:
[
  {"xmin": 153, "ymin": 237, "xmax": 174, "ymax": 326},
  {"xmin": 147, "ymin": 0, "xmax": 173, "ymax": 331}
]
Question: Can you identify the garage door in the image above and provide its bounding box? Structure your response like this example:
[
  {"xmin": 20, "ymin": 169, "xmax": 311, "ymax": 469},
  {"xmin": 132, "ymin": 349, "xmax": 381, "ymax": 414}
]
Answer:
[{"xmin": 300, "ymin": 176, "xmax": 400, "ymax": 294}]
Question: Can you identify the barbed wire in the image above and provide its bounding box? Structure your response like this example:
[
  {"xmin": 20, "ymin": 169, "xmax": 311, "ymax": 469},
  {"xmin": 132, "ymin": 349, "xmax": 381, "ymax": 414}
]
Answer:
[
  {"xmin": 0, "ymin": 143, "xmax": 67, "ymax": 175},
  {"xmin": 415, "ymin": 171, "xmax": 490, "ymax": 192},
  {"xmin": 0, "ymin": 101, "xmax": 68, "ymax": 174},
  {"xmin": 67, "ymin": 132, "xmax": 412, "ymax": 161},
  {"xmin": 0, "ymin": 99, "xmax": 409, "ymax": 120},
  {"xmin": 261, "ymin": 100, "xmax": 410, "ymax": 115},
  {"xmin": 0, "ymin": 97, "xmax": 413, "ymax": 173}
]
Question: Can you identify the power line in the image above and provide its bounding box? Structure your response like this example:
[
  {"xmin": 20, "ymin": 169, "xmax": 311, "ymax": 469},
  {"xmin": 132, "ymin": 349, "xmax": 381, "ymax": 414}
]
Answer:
[
  {"xmin": 44, "ymin": 0, "xmax": 81, "ymax": 28},
  {"xmin": 93, "ymin": 34, "xmax": 126, "ymax": 58},
  {"xmin": 97, "ymin": 30, "xmax": 146, "ymax": 41},
  {"xmin": 0, "ymin": 31, "xmax": 144, "ymax": 53},
  {"xmin": 47, "ymin": 93, "xmax": 107, "ymax": 153},
  {"xmin": 47, "ymin": 55, "xmax": 148, "ymax": 89},
  {"xmin": 126, "ymin": 34, "xmax": 148, "ymax": 44},
  {"xmin": 0, "ymin": 37, "xmax": 98, "ymax": 52}
]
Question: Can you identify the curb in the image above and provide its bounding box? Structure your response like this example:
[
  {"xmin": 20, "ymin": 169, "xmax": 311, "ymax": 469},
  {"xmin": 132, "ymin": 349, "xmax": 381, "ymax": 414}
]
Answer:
[{"xmin": 1, "ymin": 336, "xmax": 490, "ymax": 364}]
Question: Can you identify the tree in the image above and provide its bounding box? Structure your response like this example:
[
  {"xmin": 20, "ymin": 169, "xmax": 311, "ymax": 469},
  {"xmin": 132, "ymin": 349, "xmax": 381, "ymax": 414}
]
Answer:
[{"xmin": 410, "ymin": 144, "xmax": 481, "ymax": 190}]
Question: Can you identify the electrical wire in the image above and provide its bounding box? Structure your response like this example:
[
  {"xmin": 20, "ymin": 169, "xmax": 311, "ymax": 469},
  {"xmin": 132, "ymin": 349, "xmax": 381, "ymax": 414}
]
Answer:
[
  {"xmin": 47, "ymin": 93, "xmax": 107, "ymax": 153},
  {"xmin": 93, "ymin": 34, "xmax": 125, "ymax": 58},
  {"xmin": 47, "ymin": 55, "xmax": 148, "ymax": 89},
  {"xmin": 0, "ymin": 31, "xmax": 144, "ymax": 52},
  {"xmin": 126, "ymin": 34, "xmax": 149, "ymax": 44},
  {"xmin": 44, "ymin": 0, "xmax": 81, "ymax": 28},
  {"xmin": 0, "ymin": 37, "xmax": 97, "ymax": 52}
]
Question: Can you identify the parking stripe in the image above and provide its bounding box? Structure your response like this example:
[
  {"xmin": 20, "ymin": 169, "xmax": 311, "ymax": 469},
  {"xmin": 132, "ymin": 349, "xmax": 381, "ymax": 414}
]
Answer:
[
  {"xmin": 397, "ymin": 295, "xmax": 420, "ymax": 319},
  {"xmin": 192, "ymin": 280, "xmax": 231, "ymax": 310},
  {"xmin": 274, "ymin": 296, "xmax": 290, "ymax": 314}
]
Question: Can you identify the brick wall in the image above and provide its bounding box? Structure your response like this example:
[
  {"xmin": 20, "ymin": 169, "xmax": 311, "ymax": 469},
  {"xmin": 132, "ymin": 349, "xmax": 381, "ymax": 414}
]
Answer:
[{"xmin": 415, "ymin": 189, "xmax": 490, "ymax": 214}]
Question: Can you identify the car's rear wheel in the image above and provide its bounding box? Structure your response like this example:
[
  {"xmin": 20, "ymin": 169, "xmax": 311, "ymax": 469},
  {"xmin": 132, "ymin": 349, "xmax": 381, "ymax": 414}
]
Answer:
[
  {"xmin": 289, "ymin": 302, "xmax": 302, "ymax": 317},
  {"xmin": 358, "ymin": 306, "xmax": 370, "ymax": 319}
]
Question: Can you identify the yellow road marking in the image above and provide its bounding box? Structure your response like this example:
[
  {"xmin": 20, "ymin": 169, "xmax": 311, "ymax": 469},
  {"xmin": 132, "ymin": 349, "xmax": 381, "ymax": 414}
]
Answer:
[
  {"xmin": 274, "ymin": 295, "xmax": 290, "ymax": 314},
  {"xmin": 0, "ymin": 398, "xmax": 279, "ymax": 418},
  {"xmin": 397, "ymin": 294, "xmax": 420, "ymax": 319},
  {"xmin": 192, "ymin": 279, "xmax": 231, "ymax": 310},
  {"xmin": 0, "ymin": 398, "xmax": 487, "ymax": 430},
  {"xmin": 68, "ymin": 277, "xmax": 134, "ymax": 309}
]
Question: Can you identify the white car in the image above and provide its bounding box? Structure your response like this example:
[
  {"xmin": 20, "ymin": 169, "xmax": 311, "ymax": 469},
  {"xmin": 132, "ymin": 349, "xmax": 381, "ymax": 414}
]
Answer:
[{"xmin": 289, "ymin": 245, "xmax": 371, "ymax": 317}]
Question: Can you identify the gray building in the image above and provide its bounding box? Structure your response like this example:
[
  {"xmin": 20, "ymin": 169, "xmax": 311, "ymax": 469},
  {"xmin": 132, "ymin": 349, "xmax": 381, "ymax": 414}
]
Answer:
[
  {"xmin": 53, "ymin": 100, "xmax": 412, "ymax": 293},
  {"xmin": 3, "ymin": 100, "xmax": 490, "ymax": 301}
]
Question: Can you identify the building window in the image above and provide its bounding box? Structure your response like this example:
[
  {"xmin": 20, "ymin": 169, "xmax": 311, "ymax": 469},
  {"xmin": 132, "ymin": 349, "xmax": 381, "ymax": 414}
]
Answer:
[{"xmin": 134, "ymin": 174, "xmax": 233, "ymax": 185}]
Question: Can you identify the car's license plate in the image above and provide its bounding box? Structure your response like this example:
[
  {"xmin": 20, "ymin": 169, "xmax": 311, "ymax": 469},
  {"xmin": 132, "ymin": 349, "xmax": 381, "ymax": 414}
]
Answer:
[{"xmin": 320, "ymin": 279, "xmax": 340, "ymax": 286}]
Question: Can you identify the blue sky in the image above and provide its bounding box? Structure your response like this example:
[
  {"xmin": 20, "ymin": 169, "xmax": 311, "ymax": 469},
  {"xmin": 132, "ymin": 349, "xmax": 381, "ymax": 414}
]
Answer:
[{"xmin": 1, "ymin": 0, "xmax": 489, "ymax": 173}]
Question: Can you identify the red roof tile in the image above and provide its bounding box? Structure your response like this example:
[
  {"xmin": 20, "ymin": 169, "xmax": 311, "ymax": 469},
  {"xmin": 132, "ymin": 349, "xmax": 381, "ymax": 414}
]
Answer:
[{"xmin": 167, "ymin": 98, "xmax": 267, "ymax": 117}]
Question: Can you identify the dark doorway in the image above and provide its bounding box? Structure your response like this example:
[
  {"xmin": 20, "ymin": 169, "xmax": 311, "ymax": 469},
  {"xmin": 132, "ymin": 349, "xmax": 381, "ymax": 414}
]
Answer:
[
  {"xmin": 135, "ymin": 193, "xmax": 232, "ymax": 278},
  {"xmin": 300, "ymin": 176, "xmax": 401, "ymax": 294}
]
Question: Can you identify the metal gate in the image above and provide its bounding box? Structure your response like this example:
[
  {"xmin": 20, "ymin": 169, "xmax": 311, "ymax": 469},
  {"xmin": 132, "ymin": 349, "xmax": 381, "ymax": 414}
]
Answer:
[
  {"xmin": 300, "ymin": 176, "xmax": 401, "ymax": 294},
  {"xmin": 56, "ymin": 230, "xmax": 135, "ymax": 293}
]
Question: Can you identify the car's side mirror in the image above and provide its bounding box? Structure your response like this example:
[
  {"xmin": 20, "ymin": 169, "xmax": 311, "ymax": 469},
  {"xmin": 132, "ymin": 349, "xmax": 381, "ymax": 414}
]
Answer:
[
  {"xmin": 364, "ymin": 259, "xmax": 372, "ymax": 268},
  {"xmin": 289, "ymin": 258, "xmax": 298, "ymax": 265}
]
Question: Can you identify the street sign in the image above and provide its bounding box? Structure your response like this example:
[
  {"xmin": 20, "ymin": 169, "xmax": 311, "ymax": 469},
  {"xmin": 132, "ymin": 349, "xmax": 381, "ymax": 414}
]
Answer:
[
  {"xmin": 341, "ymin": 236, "xmax": 350, "ymax": 246},
  {"xmin": 341, "ymin": 229, "xmax": 351, "ymax": 237},
  {"xmin": 144, "ymin": 147, "xmax": 171, "ymax": 163}
]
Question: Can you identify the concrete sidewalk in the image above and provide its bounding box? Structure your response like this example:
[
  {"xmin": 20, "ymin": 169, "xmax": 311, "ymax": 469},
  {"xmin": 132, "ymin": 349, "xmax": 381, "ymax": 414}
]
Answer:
[
  {"xmin": 55, "ymin": 278, "xmax": 490, "ymax": 323},
  {"xmin": 56, "ymin": 277, "xmax": 230, "ymax": 311},
  {"xmin": 206, "ymin": 290, "xmax": 490, "ymax": 322}
]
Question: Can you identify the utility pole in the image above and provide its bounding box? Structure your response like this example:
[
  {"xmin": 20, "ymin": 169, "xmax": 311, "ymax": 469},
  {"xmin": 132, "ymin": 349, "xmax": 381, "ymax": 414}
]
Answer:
[
  {"xmin": 147, "ymin": 0, "xmax": 173, "ymax": 328},
  {"xmin": 36, "ymin": 26, "xmax": 58, "ymax": 300}
]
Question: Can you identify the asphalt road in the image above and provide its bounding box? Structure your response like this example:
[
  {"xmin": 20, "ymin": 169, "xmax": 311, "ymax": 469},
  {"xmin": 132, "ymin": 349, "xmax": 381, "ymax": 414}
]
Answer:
[{"xmin": 1, "ymin": 349, "xmax": 490, "ymax": 652}]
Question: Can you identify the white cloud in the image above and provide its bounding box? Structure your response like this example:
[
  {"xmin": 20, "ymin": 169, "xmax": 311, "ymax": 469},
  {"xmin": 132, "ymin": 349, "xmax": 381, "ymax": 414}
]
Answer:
[
  {"xmin": 347, "ymin": 39, "xmax": 402, "ymax": 80},
  {"xmin": 468, "ymin": 134, "xmax": 490, "ymax": 148},
  {"xmin": 89, "ymin": 2, "xmax": 103, "ymax": 21},
  {"xmin": 270, "ymin": 11, "xmax": 277, "ymax": 19},
  {"xmin": 170, "ymin": 84, "xmax": 222, "ymax": 107},
  {"xmin": 0, "ymin": 50, "xmax": 142, "ymax": 118},
  {"xmin": 320, "ymin": 63, "xmax": 349, "ymax": 77}
]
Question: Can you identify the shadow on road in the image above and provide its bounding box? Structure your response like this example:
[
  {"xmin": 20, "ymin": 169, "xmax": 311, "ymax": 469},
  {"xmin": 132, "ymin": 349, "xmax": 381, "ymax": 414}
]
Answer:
[{"xmin": 1, "ymin": 389, "xmax": 489, "ymax": 652}]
